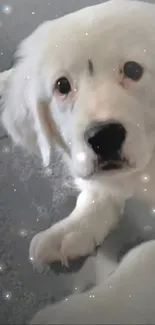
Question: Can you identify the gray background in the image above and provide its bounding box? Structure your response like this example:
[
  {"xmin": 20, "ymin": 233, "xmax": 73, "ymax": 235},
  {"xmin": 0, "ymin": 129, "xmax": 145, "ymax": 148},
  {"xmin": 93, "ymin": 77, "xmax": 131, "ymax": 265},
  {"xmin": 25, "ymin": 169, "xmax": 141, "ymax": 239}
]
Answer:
[{"xmin": 1, "ymin": 0, "xmax": 155, "ymax": 324}]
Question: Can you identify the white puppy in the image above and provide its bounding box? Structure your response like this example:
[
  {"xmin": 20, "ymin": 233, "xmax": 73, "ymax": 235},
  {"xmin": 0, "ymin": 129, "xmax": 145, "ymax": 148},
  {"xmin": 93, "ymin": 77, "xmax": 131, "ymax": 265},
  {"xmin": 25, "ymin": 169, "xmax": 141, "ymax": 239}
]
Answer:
[{"xmin": 1, "ymin": 0, "xmax": 155, "ymax": 323}]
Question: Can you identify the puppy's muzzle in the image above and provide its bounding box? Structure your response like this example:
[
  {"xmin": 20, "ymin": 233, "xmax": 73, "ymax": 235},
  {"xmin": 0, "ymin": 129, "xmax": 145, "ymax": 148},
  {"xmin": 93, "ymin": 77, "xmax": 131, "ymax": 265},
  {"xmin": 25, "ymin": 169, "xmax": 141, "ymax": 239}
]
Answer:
[{"xmin": 85, "ymin": 120, "xmax": 127, "ymax": 171}]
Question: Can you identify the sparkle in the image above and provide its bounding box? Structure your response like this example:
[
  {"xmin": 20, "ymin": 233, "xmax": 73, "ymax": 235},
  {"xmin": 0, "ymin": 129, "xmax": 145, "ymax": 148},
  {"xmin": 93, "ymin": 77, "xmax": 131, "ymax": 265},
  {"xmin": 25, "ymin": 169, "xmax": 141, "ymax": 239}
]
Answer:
[
  {"xmin": 92, "ymin": 200, "xmax": 95, "ymax": 204},
  {"xmin": 129, "ymin": 294, "xmax": 132, "ymax": 298},
  {"xmin": 63, "ymin": 181, "xmax": 69, "ymax": 188},
  {"xmin": 1, "ymin": 52, "xmax": 3, "ymax": 55},
  {"xmin": 144, "ymin": 188, "xmax": 147, "ymax": 192},
  {"xmin": 144, "ymin": 49, "xmax": 146, "ymax": 52},
  {"xmin": 76, "ymin": 152, "xmax": 86, "ymax": 162},
  {"xmin": 109, "ymin": 285, "xmax": 112, "ymax": 289},
  {"xmin": 137, "ymin": 123, "xmax": 140, "ymax": 127},
  {"xmin": 2, "ymin": 146, "xmax": 10, "ymax": 153},
  {"xmin": 85, "ymin": 32, "xmax": 88, "ymax": 36},
  {"xmin": 140, "ymin": 174, "xmax": 150, "ymax": 183},
  {"xmin": 75, "ymin": 287, "xmax": 78, "ymax": 291},
  {"xmin": 14, "ymin": 189, "xmax": 16, "ymax": 192},
  {"xmin": 19, "ymin": 228, "xmax": 28, "ymax": 238},
  {"xmin": 4, "ymin": 292, "xmax": 12, "ymax": 300},
  {"xmin": 2, "ymin": 5, "xmax": 12, "ymax": 15},
  {"xmin": 73, "ymin": 79, "xmax": 77, "ymax": 90},
  {"xmin": 89, "ymin": 294, "xmax": 95, "ymax": 298},
  {"xmin": 0, "ymin": 263, "xmax": 5, "ymax": 273},
  {"xmin": 151, "ymin": 208, "xmax": 155, "ymax": 214},
  {"xmin": 29, "ymin": 256, "xmax": 34, "ymax": 261},
  {"xmin": 44, "ymin": 168, "xmax": 52, "ymax": 177},
  {"xmin": 32, "ymin": 11, "xmax": 35, "ymax": 15},
  {"xmin": 65, "ymin": 298, "xmax": 68, "ymax": 301}
]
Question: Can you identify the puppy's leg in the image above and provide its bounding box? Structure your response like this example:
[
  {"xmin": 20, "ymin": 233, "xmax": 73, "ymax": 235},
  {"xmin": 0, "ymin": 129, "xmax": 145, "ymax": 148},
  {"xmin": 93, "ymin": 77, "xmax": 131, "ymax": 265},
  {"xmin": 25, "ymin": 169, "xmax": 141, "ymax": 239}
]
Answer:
[
  {"xmin": 30, "ymin": 240, "xmax": 155, "ymax": 324},
  {"xmin": 29, "ymin": 189, "xmax": 124, "ymax": 265}
]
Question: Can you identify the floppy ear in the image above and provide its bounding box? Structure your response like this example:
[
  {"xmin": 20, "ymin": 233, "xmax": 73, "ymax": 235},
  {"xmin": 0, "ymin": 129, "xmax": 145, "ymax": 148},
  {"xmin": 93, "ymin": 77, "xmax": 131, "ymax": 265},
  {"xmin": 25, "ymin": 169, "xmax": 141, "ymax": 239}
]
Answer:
[
  {"xmin": 1, "ymin": 24, "xmax": 68, "ymax": 166},
  {"xmin": 0, "ymin": 69, "xmax": 13, "ymax": 100},
  {"xmin": 1, "ymin": 66, "xmax": 49, "ymax": 166}
]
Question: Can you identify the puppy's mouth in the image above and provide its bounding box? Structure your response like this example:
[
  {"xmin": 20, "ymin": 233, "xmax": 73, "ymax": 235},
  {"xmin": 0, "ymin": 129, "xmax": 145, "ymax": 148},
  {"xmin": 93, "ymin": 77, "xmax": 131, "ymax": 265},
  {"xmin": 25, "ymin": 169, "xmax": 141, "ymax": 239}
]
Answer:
[
  {"xmin": 98, "ymin": 154, "xmax": 129, "ymax": 172},
  {"xmin": 75, "ymin": 152, "xmax": 131, "ymax": 180},
  {"xmin": 101, "ymin": 161, "xmax": 123, "ymax": 171}
]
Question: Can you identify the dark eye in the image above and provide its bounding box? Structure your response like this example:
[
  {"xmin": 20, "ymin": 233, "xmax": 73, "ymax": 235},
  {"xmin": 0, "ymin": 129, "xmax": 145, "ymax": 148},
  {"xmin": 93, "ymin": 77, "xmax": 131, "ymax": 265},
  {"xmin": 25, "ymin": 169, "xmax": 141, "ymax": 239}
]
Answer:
[
  {"xmin": 123, "ymin": 61, "xmax": 144, "ymax": 81},
  {"xmin": 55, "ymin": 77, "xmax": 71, "ymax": 95}
]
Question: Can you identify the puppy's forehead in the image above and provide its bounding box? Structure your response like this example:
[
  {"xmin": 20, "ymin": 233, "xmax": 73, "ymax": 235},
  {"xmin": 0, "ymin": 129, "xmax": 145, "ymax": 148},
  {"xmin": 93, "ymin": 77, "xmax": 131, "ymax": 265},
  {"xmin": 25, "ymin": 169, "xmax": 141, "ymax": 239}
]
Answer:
[
  {"xmin": 52, "ymin": 0, "xmax": 155, "ymax": 42},
  {"xmin": 42, "ymin": 1, "xmax": 155, "ymax": 72}
]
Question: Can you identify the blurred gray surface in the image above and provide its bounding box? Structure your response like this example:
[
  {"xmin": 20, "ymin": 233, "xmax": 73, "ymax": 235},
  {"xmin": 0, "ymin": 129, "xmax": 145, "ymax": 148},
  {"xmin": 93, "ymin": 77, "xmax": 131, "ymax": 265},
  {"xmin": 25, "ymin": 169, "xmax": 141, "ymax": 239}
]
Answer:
[{"xmin": 1, "ymin": 0, "xmax": 155, "ymax": 324}]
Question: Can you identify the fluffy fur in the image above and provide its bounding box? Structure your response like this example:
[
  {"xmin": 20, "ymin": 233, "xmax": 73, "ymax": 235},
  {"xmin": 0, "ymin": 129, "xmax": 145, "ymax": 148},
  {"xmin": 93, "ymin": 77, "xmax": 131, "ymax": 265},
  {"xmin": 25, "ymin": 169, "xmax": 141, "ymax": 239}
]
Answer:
[{"xmin": 1, "ymin": 0, "xmax": 155, "ymax": 323}]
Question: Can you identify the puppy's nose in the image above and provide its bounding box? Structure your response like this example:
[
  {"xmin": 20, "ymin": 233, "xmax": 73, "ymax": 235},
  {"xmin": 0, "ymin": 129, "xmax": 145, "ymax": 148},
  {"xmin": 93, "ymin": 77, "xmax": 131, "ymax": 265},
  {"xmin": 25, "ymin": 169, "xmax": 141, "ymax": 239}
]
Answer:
[{"xmin": 85, "ymin": 121, "xmax": 126, "ymax": 159}]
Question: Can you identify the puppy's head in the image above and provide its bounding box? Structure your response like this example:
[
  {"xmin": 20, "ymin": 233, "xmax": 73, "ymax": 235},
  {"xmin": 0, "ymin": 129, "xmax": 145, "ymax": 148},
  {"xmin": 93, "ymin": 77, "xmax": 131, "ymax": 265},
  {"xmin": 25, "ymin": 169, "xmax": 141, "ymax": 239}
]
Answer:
[{"xmin": 2, "ymin": 0, "xmax": 155, "ymax": 181}]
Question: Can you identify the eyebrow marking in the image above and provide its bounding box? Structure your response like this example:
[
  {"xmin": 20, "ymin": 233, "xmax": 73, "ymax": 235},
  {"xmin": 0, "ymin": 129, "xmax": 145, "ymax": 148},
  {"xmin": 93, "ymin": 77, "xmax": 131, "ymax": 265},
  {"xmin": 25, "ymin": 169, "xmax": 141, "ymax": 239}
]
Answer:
[{"xmin": 88, "ymin": 58, "xmax": 94, "ymax": 76}]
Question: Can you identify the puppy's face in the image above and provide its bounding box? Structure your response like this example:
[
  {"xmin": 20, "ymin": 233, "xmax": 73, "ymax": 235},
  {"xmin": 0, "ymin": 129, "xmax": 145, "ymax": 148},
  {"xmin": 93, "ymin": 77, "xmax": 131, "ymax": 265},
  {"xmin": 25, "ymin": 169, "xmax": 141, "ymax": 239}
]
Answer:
[{"xmin": 3, "ymin": 0, "xmax": 155, "ymax": 181}]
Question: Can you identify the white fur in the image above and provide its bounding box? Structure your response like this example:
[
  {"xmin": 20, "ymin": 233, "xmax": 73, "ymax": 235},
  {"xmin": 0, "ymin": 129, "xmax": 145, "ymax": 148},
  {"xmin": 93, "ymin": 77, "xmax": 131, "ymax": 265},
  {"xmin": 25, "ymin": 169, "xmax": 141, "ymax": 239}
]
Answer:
[
  {"xmin": 30, "ymin": 240, "xmax": 155, "ymax": 324},
  {"xmin": 1, "ymin": 0, "xmax": 155, "ymax": 323}
]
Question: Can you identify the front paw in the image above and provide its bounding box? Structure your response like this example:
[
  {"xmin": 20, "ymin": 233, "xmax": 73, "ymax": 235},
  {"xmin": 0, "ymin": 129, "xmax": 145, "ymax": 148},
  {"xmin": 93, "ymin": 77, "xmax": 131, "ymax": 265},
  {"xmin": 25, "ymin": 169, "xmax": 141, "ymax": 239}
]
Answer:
[{"xmin": 29, "ymin": 223, "xmax": 97, "ymax": 265}]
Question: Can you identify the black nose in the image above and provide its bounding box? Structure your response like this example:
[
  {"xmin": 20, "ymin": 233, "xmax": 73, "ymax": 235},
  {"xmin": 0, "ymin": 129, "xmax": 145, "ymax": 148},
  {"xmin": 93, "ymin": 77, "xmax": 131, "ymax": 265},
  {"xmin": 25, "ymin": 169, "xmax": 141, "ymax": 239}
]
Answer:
[{"xmin": 85, "ymin": 121, "xmax": 126, "ymax": 159}]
